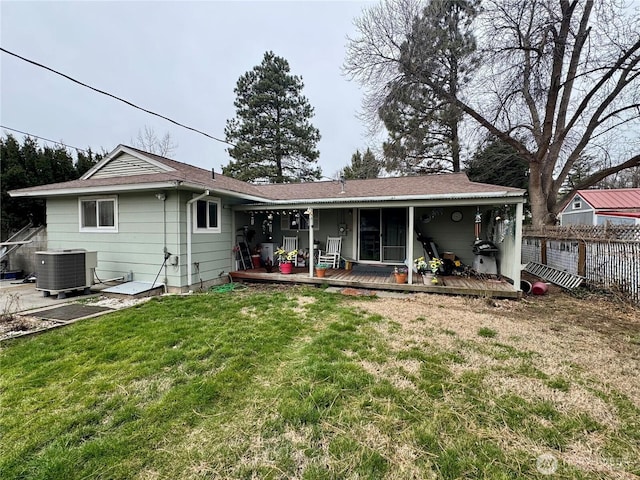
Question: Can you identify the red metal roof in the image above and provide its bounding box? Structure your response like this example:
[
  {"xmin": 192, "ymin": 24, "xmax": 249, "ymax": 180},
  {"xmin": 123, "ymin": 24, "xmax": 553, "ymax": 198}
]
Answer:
[
  {"xmin": 578, "ymin": 189, "xmax": 640, "ymax": 210},
  {"xmin": 598, "ymin": 210, "xmax": 640, "ymax": 219}
]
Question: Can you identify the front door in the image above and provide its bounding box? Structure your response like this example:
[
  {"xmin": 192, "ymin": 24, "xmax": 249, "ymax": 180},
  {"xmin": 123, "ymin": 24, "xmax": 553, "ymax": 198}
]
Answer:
[{"xmin": 358, "ymin": 208, "xmax": 406, "ymax": 263}]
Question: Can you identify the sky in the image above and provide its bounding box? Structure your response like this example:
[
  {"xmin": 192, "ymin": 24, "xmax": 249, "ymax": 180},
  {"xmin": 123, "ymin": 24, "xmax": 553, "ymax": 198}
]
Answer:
[{"xmin": 1, "ymin": 0, "xmax": 373, "ymax": 177}]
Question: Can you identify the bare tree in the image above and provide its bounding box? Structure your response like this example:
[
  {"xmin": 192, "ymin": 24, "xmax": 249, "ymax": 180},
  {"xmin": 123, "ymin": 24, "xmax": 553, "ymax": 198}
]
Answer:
[
  {"xmin": 346, "ymin": 0, "xmax": 480, "ymax": 174},
  {"xmin": 346, "ymin": 0, "xmax": 640, "ymax": 226},
  {"xmin": 132, "ymin": 126, "xmax": 177, "ymax": 158}
]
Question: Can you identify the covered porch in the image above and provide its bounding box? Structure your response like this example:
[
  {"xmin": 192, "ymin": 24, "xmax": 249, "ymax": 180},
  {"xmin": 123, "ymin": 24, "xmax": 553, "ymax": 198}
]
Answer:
[{"xmin": 231, "ymin": 197, "xmax": 525, "ymax": 297}]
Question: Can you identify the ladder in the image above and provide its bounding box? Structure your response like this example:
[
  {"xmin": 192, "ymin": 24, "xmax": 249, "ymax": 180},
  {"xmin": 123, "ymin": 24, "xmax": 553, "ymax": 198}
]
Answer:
[
  {"xmin": 235, "ymin": 235, "xmax": 253, "ymax": 270},
  {"xmin": 524, "ymin": 262, "xmax": 584, "ymax": 290}
]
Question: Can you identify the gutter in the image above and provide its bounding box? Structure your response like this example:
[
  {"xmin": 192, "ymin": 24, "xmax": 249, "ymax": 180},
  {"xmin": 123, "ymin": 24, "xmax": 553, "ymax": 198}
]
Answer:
[
  {"xmin": 186, "ymin": 189, "xmax": 210, "ymax": 289},
  {"xmin": 232, "ymin": 191, "xmax": 526, "ymax": 210},
  {"xmin": 9, "ymin": 181, "xmax": 272, "ymax": 204},
  {"xmin": 8, "ymin": 182, "xmax": 183, "ymax": 198}
]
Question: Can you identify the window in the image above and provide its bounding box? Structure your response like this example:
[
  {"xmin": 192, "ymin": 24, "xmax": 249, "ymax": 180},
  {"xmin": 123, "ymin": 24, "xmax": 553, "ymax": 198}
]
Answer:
[
  {"xmin": 572, "ymin": 201, "xmax": 582, "ymax": 210},
  {"xmin": 79, "ymin": 196, "xmax": 117, "ymax": 231},
  {"xmin": 194, "ymin": 198, "xmax": 221, "ymax": 233}
]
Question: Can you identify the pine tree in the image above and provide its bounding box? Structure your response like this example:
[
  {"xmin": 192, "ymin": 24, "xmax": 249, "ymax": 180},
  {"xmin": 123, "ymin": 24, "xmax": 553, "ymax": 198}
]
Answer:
[
  {"xmin": 223, "ymin": 51, "xmax": 321, "ymax": 183},
  {"xmin": 343, "ymin": 148, "xmax": 381, "ymax": 179}
]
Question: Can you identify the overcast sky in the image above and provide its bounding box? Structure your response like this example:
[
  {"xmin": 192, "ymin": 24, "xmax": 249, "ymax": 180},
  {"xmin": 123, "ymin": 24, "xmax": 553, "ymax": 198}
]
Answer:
[{"xmin": 1, "ymin": 1, "xmax": 373, "ymax": 177}]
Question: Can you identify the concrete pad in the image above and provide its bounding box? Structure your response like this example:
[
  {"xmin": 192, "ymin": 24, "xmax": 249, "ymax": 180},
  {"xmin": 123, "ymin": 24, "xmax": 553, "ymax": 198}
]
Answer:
[{"xmin": 0, "ymin": 280, "xmax": 100, "ymax": 313}]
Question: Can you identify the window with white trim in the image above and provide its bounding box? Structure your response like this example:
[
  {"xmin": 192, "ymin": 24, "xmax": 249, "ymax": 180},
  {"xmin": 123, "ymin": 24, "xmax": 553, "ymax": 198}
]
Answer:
[
  {"xmin": 572, "ymin": 201, "xmax": 582, "ymax": 210},
  {"xmin": 79, "ymin": 196, "xmax": 118, "ymax": 232},
  {"xmin": 194, "ymin": 198, "xmax": 221, "ymax": 233}
]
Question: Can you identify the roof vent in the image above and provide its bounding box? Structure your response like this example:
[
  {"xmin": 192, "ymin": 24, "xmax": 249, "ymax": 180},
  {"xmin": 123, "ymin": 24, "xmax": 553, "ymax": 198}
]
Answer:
[{"xmin": 211, "ymin": 168, "xmax": 215, "ymax": 180}]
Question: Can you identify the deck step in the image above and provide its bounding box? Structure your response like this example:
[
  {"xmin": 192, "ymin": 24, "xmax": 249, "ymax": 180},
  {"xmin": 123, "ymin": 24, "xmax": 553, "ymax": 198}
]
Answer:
[{"xmin": 524, "ymin": 262, "xmax": 584, "ymax": 290}]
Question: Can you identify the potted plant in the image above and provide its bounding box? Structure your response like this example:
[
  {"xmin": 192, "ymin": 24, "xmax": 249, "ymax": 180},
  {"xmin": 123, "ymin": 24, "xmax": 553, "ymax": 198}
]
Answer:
[
  {"xmin": 315, "ymin": 263, "xmax": 329, "ymax": 278},
  {"xmin": 275, "ymin": 247, "xmax": 298, "ymax": 274},
  {"xmin": 428, "ymin": 257, "xmax": 443, "ymax": 284},
  {"xmin": 264, "ymin": 258, "xmax": 274, "ymax": 273},
  {"xmin": 393, "ymin": 266, "xmax": 408, "ymax": 284},
  {"xmin": 251, "ymin": 245, "xmax": 262, "ymax": 268},
  {"xmin": 414, "ymin": 256, "xmax": 431, "ymax": 284}
]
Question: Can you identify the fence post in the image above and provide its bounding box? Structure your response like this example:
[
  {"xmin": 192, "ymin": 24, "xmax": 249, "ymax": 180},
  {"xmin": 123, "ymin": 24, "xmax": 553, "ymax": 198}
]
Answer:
[
  {"xmin": 578, "ymin": 240, "xmax": 586, "ymax": 276},
  {"xmin": 541, "ymin": 237, "xmax": 547, "ymax": 265}
]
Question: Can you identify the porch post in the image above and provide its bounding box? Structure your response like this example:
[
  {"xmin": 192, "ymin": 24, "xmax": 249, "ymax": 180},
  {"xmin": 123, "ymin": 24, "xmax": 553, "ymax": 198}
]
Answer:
[
  {"xmin": 307, "ymin": 208, "xmax": 314, "ymax": 278},
  {"xmin": 408, "ymin": 206, "xmax": 414, "ymax": 284},
  {"xmin": 230, "ymin": 207, "xmax": 236, "ymax": 272},
  {"xmin": 512, "ymin": 201, "xmax": 524, "ymax": 291}
]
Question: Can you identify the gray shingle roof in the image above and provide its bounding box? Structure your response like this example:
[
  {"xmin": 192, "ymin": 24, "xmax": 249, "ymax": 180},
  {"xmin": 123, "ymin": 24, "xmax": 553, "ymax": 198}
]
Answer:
[{"xmin": 9, "ymin": 146, "xmax": 525, "ymax": 202}]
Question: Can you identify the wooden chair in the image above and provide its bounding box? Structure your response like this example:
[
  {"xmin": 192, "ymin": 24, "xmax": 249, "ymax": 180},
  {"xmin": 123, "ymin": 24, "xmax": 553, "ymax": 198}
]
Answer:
[
  {"xmin": 318, "ymin": 236, "xmax": 342, "ymax": 268},
  {"xmin": 281, "ymin": 236, "xmax": 299, "ymax": 266}
]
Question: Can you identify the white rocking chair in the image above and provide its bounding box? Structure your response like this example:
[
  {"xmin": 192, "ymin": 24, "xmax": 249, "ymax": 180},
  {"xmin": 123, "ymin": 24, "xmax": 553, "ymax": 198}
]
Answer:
[
  {"xmin": 281, "ymin": 236, "xmax": 299, "ymax": 266},
  {"xmin": 318, "ymin": 236, "xmax": 342, "ymax": 269}
]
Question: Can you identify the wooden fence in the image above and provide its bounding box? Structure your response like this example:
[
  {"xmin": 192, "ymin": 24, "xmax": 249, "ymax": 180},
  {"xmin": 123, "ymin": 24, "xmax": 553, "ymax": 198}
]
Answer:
[{"xmin": 522, "ymin": 226, "xmax": 640, "ymax": 305}]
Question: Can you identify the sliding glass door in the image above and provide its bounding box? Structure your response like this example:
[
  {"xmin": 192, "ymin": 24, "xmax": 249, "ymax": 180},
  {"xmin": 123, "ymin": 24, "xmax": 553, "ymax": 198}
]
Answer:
[{"xmin": 358, "ymin": 208, "xmax": 406, "ymax": 263}]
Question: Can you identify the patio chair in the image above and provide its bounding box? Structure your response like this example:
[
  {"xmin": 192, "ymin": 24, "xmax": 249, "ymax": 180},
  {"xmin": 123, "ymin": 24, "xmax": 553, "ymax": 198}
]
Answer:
[
  {"xmin": 318, "ymin": 236, "xmax": 342, "ymax": 269},
  {"xmin": 281, "ymin": 236, "xmax": 299, "ymax": 266}
]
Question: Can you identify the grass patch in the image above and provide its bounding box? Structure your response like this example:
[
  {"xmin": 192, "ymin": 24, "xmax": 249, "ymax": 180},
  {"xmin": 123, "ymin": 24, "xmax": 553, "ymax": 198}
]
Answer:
[
  {"xmin": 1, "ymin": 286, "xmax": 638, "ymax": 479},
  {"xmin": 477, "ymin": 327, "xmax": 498, "ymax": 338}
]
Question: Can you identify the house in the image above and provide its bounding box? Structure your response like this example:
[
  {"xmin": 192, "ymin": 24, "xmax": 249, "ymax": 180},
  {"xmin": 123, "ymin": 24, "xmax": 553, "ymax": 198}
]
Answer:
[
  {"xmin": 9, "ymin": 145, "xmax": 526, "ymax": 295},
  {"xmin": 558, "ymin": 189, "xmax": 640, "ymax": 226}
]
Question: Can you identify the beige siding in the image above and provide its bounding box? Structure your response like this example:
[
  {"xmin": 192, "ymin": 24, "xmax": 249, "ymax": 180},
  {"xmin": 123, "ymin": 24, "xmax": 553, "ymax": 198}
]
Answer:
[{"xmin": 91, "ymin": 153, "xmax": 169, "ymax": 178}]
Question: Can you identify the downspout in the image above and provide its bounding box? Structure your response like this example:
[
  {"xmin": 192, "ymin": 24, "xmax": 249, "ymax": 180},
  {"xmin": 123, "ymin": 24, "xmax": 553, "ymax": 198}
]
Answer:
[{"xmin": 186, "ymin": 190, "xmax": 210, "ymax": 289}]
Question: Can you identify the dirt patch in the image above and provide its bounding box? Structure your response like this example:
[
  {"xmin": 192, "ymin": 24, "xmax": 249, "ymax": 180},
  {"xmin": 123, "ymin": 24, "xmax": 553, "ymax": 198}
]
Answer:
[
  {"xmin": 0, "ymin": 315, "xmax": 61, "ymax": 340},
  {"xmin": 349, "ymin": 290, "xmax": 640, "ymax": 477},
  {"xmin": 0, "ymin": 295, "xmax": 153, "ymax": 341}
]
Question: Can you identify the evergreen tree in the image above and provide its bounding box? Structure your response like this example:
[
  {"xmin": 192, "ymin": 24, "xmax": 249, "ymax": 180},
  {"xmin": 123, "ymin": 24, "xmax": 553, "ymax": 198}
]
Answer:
[
  {"xmin": 1, "ymin": 134, "xmax": 88, "ymax": 239},
  {"xmin": 346, "ymin": 0, "xmax": 480, "ymax": 174},
  {"xmin": 76, "ymin": 148, "xmax": 104, "ymax": 177},
  {"xmin": 343, "ymin": 148, "xmax": 381, "ymax": 179},
  {"xmin": 223, "ymin": 51, "xmax": 321, "ymax": 183},
  {"xmin": 465, "ymin": 137, "xmax": 528, "ymax": 189}
]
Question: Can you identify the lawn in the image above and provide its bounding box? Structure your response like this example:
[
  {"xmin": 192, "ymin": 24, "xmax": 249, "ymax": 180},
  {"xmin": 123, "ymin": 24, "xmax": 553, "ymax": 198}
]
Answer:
[{"xmin": 1, "ymin": 285, "xmax": 639, "ymax": 479}]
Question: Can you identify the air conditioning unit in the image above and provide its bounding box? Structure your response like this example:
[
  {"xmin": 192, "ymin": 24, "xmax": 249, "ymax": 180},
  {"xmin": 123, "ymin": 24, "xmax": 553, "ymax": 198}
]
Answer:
[{"xmin": 36, "ymin": 250, "xmax": 98, "ymax": 298}]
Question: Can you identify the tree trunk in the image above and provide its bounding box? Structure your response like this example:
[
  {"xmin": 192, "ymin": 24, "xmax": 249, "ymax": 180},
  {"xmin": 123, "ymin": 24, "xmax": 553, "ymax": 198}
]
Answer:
[{"xmin": 529, "ymin": 162, "xmax": 556, "ymax": 226}]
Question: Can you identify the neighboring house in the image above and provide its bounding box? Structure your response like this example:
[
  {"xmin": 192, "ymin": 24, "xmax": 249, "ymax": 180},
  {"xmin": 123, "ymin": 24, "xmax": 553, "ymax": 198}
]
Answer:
[
  {"xmin": 9, "ymin": 145, "xmax": 526, "ymax": 293},
  {"xmin": 559, "ymin": 189, "xmax": 640, "ymax": 226}
]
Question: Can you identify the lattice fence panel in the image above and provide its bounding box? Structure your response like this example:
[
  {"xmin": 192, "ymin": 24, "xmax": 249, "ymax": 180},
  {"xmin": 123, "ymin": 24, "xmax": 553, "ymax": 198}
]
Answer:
[
  {"xmin": 522, "ymin": 229, "xmax": 640, "ymax": 305},
  {"xmin": 524, "ymin": 225, "xmax": 640, "ymax": 241}
]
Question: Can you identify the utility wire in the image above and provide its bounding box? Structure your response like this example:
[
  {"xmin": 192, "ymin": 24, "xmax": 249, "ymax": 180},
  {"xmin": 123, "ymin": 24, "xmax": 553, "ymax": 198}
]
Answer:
[
  {"xmin": 0, "ymin": 124, "xmax": 89, "ymax": 153},
  {"xmin": 1, "ymin": 47, "xmax": 233, "ymax": 147}
]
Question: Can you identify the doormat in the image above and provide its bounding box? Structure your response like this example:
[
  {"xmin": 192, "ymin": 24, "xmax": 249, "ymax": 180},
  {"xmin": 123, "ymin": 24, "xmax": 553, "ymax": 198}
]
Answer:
[
  {"xmin": 33, "ymin": 304, "xmax": 113, "ymax": 321},
  {"xmin": 351, "ymin": 265, "xmax": 395, "ymax": 277}
]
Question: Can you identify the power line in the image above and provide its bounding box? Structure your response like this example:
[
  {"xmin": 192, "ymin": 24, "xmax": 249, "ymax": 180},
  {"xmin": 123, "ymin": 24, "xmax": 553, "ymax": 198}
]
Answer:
[
  {"xmin": 1, "ymin": 125, "xmax": 89, "ymax": 153},
  {"xmin": 0, "ymin": 47, "xmax": 233, "ymax": 147}
]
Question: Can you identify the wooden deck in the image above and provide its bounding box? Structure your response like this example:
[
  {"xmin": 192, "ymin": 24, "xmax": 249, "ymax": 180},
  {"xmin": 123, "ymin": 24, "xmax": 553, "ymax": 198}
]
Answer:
[{"xmin": 230, "ymin": 267, "xmax": 521, "ymax": 299}]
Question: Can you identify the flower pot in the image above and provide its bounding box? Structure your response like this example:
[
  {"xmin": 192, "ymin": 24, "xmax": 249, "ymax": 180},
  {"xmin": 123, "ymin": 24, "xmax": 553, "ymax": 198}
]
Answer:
[
  {"xmin": 279, "ymin": 261, "xmax": 293, "ymax": 274},
  {"xmin": 315, "ymin": 268, "xmax": 327, "ymax": 278},
  {"xmin": 251, "ymin": 255, "xmax": 261, "ymax": 268},
  {"xmin": 394, "ymin": 273, "xmax": 408, "ymax": 284}
]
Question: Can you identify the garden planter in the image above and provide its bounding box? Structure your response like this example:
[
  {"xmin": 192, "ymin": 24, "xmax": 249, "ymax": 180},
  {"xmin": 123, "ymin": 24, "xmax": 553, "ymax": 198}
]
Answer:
[
  {"xmin": 251, "ymin": 255, "xmax": 261, "ymax": 268},
  {"xmin": 422, "ymin": 273, "xmax": 439, "ymax": 285},
  {"xmin": 394, "ymin": 273, "xmax": 408, "ymax": 284},
  {"xmin": 315, "ymin": 268, "xmax": 327, "ymax": 278},
  {"xmin": 279, "ymin": 262, "xmax": 293, "ymax": 274}
]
